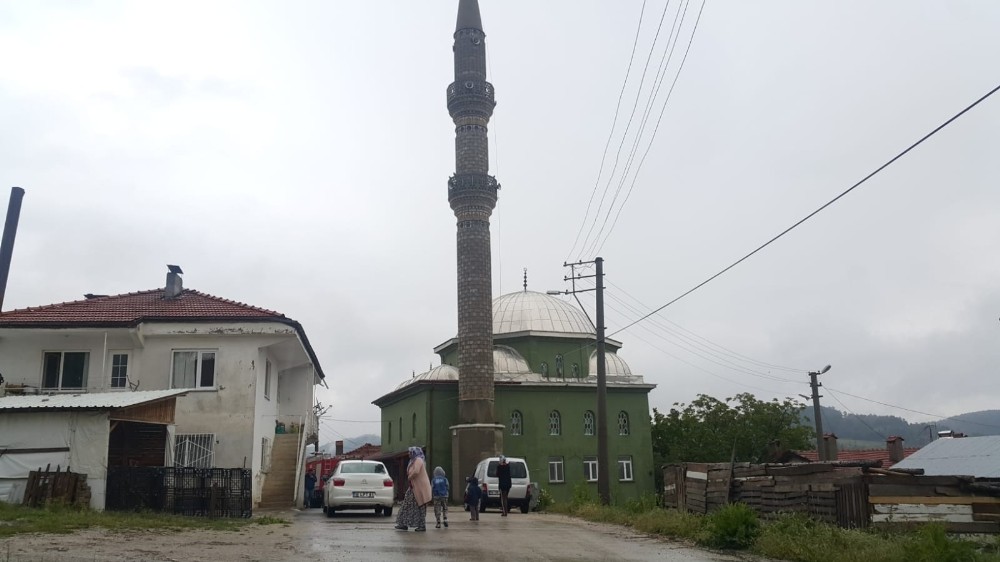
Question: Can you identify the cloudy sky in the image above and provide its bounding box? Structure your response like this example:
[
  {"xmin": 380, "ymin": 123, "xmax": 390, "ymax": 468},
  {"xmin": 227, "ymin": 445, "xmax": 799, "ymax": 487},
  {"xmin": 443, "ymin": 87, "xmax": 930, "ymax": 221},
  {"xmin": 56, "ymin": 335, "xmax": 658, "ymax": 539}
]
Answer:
[{"xmin": 2, "ymin": 1, "xmax": 998, "ymax": 443}]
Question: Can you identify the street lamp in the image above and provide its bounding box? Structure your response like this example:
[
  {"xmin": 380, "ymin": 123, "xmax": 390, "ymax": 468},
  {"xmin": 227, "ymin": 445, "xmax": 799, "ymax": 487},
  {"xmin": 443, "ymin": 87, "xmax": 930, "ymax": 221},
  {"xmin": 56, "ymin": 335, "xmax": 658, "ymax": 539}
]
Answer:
[{"xmin": 808, "ymin": 365, "xmax": 831, "ymax": 461}]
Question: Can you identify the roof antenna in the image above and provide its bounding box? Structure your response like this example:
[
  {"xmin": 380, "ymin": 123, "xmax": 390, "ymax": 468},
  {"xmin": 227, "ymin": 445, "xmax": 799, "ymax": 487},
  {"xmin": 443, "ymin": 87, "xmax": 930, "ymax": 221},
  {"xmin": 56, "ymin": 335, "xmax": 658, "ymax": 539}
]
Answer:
[{"xmin": 523, "ymin": 268, "xmax": 527, "ymax": 292}]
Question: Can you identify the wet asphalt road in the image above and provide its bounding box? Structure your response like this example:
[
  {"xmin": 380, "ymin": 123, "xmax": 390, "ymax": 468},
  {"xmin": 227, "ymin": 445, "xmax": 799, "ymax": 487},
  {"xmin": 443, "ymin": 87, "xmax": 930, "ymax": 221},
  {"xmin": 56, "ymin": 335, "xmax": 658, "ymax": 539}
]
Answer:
[{"xmin": 292, "ymin": 507, "xmax": 741, "ymax": 562}]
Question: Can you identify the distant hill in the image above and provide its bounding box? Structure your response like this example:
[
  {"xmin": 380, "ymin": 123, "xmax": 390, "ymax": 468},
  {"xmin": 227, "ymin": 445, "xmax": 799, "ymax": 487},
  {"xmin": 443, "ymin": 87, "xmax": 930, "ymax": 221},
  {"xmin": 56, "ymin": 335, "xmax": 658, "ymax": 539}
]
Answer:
[
  {"xmin": 318, "ymin": 433, "xmax": 381, "ymax": 455},
  {"xmin": 800, "ymin": 407, "xmax": 1000, "ymax": 448}
]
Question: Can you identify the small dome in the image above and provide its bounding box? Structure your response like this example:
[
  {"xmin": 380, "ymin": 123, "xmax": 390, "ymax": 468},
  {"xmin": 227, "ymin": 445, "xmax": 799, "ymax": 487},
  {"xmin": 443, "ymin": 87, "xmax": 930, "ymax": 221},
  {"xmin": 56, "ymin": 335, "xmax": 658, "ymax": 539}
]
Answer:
[
  {"xmin": 494, "ymin": 345, "xmax": 531, "ymax": 374},
  {"xmin": 395, "ymin": 364, "xmax": 459, "ymax": 390},
  {"xmin": 588, "ymin": 350, "xmax": 633, "ymax": 377},
  {"xmin": 492, "ymin": 291, "xmax": 594, "ymax": 335}
]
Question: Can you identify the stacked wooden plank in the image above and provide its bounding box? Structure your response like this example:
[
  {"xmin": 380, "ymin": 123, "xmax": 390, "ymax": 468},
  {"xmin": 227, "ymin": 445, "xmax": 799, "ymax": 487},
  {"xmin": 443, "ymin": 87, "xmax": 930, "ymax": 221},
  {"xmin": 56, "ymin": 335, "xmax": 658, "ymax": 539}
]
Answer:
[
  {"xmin": 22, "ymin": 465, "xmax": 90, "ymax": 508},
  {"xmin": 681, "ymin": 462, "xmax": 732, "ymax": 514},
  {"xmin": 869, "ymin": 474, "xmax": 1000, "ymax": 533},
  {"xmin": 732, "ymin": 463, "xmax": 865, "ymax": 526}
]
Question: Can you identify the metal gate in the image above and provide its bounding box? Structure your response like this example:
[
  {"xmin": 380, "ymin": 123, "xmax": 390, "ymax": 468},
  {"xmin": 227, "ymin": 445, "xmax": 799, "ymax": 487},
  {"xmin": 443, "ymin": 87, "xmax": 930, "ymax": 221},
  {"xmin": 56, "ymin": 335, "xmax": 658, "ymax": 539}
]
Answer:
[{"xmin": 106, "ymin": 467, "xmax": 252, "ymax": 518}]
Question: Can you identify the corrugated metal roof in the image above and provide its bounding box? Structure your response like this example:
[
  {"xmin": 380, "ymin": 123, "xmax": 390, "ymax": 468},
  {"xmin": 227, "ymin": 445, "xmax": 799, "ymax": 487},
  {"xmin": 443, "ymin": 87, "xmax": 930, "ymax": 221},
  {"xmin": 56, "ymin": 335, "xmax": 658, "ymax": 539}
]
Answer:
[
  {"xmin": 892, "ymin": 435, "xmax": 1000, "ymax": 478},
  {"xmin": 0, "ymin": 389, "xmax": 187, "ymax": 411}
]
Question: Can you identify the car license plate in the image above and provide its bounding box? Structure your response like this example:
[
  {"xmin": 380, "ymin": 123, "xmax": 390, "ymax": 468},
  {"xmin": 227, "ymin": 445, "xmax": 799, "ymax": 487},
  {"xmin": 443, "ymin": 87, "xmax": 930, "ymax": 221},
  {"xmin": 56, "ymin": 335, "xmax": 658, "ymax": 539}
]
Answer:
[
  {"xmin": 488, "ymin": 490, "xmax": 499, "ymax": 497},
  {"xmin": 353, "ymin": 492, "xmax": 375, "ymax": 498}
]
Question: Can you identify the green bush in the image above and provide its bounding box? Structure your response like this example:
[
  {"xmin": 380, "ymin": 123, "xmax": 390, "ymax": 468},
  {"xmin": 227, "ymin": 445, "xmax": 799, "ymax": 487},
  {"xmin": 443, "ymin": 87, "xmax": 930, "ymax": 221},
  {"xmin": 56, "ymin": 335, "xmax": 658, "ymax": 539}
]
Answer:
[
  {"xmin": 535, "ymin": 487, "xmax": 554, "ymax": 511},
  {"xmin": 903, "ymin": 524, "xmax": 982, "ymax": 562},
  {"xmin": 622, "ymin": 493, "xmax": 659, "ymax": 514},
  {"xmin": 571, "ymin": 481, "xmax": 594, "ymax": 508},
  {"xmin": 699, "ymin": 503, "xmax": 759, "ymax": 550}
]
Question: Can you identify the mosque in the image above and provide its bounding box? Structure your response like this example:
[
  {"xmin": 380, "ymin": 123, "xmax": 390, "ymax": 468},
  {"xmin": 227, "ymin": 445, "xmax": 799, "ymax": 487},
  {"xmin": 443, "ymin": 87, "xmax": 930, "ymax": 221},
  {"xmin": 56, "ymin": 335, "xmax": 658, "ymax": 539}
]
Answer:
[{"xmin": 373, "ymin": 0, "xmax": 656, "ymax": 505}]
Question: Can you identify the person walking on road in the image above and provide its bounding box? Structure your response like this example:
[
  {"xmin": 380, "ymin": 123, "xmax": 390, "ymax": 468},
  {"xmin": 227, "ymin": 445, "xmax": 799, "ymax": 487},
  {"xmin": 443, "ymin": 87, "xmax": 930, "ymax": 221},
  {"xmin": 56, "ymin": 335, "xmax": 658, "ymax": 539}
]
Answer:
[
  {"xmin": 431, "ymin": 466, "xmax": 450, "ymax": 528},
  {"xmin": 303, "ymin": 469, "xmax": 317, "ymax": 509},
  {"xmin": 395, "ymin": 446, "xmax": 432, "ymax": 532},
  {"xmin": 497, "ymin": 455, "xmax": 512, "ymax": 516},
  {"xmin": 466, "ymin": 475, "xmax": 482, "ymax": 521}
]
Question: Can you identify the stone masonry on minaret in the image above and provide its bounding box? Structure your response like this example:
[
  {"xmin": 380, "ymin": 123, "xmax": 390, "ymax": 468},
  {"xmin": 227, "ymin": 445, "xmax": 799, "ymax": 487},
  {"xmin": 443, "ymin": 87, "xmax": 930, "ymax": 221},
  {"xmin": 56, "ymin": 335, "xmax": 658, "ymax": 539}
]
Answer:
[{"xmin": 448, "ymin": 0, "xmax": 498, "ymax": 426}]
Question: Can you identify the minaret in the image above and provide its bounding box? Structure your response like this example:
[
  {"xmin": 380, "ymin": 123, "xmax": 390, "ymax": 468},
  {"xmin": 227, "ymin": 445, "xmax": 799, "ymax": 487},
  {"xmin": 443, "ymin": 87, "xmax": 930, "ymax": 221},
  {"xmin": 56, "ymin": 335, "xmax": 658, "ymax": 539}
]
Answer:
[{"xmin": 448, "ymin": 0, "xmax": 503, "ymax": 484}]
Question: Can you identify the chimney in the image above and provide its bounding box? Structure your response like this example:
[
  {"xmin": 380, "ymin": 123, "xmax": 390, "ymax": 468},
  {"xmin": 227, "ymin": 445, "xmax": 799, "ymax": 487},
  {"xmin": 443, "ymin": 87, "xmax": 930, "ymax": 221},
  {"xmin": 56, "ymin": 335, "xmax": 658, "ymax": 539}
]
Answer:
[
  {"xmin": 164, "ymin": 265, "xmax": 184, "ymax": 299},
  {"xmin": 823, "ymin": 433, "xmax": 838, "ymax": 461},
  {"xmin": 335, "ymin": 440, "xmax": 344, "ymax": 457},
  {"xmin": 887, "ymin": 435, "xmax": 905, "ymax": 463}
]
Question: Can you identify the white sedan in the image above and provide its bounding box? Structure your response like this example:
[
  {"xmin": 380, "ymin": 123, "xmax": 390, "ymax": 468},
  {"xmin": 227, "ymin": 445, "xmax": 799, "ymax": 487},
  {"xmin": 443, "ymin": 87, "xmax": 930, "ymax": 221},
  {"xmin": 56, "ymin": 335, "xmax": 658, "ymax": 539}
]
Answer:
[{"xmin": 323, "ymin": 460, "xmax": 394, "ymax": 517}]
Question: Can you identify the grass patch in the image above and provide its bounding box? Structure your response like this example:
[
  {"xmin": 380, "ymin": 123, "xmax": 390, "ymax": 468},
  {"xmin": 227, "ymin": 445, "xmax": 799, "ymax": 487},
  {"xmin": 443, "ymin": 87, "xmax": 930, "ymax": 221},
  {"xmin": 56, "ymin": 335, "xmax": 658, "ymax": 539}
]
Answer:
[
  {"xmin": 0, "ymin": 503, "xmax": 284, "ymax": 538},
  {"xmin": 556, "ymin": 500, "xmax": 1000, "ymax": 562}
]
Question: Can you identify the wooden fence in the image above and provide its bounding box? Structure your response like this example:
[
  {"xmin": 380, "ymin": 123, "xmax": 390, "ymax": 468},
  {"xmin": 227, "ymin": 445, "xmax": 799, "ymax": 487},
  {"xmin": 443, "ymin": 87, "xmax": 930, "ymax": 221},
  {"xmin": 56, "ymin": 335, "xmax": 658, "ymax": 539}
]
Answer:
[
  {"xmin": 22, "ymin": 465, "xmax": 91, "ymax": 508},
  {"xmin": 664, "ymin": 463, "xmax": 1000, "ymax": 533}
]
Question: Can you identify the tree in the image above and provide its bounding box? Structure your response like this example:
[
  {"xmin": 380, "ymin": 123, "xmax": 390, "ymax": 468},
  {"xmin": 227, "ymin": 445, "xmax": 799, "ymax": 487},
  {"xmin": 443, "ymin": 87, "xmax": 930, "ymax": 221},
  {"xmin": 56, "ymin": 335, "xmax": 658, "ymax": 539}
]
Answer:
[{"xmin": 652, "ymin": 393, "xmax": 812, "ymax": 466}]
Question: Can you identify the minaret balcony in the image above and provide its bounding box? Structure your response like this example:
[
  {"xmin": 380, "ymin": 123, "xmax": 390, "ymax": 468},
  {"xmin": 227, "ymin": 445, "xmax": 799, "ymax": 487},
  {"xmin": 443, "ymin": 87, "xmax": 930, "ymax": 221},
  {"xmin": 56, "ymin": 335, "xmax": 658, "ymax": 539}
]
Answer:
[
  {"xmin": 448, "ymin": 173, "xmax": 499, "ymax": 197},
  {"xmin": 447, "ymin": 81, "xmax": 496, "ymax": 117}
]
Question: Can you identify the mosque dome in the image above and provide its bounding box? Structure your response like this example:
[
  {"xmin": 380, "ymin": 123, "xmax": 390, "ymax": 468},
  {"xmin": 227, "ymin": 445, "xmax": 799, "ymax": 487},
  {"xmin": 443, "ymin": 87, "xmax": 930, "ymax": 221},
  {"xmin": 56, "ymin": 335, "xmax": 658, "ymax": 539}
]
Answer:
[
  {"xmin": 494, "ymin": 345, "xmax": 531, "ymax": 374},
  {"xmin": 492, "ymin": 291, "xmax": 595, "ymax": 336},
  {"xmin": 394, "ymin": 363, "xmax": 459, "ymax": 390},
  {"xmin": 588, "ymin": 350, "xmax": 634, "ymax": 378}
]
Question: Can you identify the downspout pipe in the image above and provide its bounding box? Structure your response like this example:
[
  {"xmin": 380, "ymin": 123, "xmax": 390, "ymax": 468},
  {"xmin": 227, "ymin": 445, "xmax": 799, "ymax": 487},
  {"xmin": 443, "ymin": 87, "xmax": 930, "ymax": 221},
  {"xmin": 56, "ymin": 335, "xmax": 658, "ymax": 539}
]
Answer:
[{"xmin": 0, "ymin": 187, "xmax": 25, "ymax": 311}]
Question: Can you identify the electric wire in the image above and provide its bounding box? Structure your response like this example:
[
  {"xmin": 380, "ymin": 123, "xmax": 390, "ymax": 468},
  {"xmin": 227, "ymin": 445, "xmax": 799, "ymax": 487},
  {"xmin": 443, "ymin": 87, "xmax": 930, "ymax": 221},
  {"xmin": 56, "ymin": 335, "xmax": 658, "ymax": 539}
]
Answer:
[
  {"xmin": 824, "ymin": 386, "xmax": 1000, "ymax": 430},
  {"xmin": 567, "ymin": 0, "xmax": 648, "ymax": 260},
  {"xmin": 824, "ymin": 387, "xmax": 887, "ymax": 441},
  {"xmin": 607, "ymin": 81, "xmax": 1000, "ymax": 340}
]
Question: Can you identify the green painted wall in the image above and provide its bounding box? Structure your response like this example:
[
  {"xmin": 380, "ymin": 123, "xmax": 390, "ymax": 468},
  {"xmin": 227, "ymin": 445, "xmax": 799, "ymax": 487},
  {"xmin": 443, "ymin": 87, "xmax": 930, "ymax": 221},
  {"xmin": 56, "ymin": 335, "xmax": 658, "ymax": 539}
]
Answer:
[
  {"xmin": 441, "ymin": 335, "xmax": 620, "ymax": 379},
  {"xmin": 378, "ymin": 381, "xmax": 655, "ymax": 506}
]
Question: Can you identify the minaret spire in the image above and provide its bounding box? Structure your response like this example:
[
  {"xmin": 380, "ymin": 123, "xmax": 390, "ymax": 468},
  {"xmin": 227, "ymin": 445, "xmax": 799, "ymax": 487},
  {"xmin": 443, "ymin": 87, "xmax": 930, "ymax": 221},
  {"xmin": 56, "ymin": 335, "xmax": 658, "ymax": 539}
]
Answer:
[{"xmin": 456, "ymin": 0, "xmax": 483, "ymax": 32}]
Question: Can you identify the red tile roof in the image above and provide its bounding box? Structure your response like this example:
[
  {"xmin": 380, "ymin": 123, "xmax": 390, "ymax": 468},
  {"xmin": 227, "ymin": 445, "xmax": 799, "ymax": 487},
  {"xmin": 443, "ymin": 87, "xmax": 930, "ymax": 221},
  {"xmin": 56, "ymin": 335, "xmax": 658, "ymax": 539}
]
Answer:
[
  {"xmin": 0, "ymin": 289, "xmax": 285, "ymax": 327},
  {"xmin": 796, "ymin": 448, "xmax": 921, "ymax": 468}
]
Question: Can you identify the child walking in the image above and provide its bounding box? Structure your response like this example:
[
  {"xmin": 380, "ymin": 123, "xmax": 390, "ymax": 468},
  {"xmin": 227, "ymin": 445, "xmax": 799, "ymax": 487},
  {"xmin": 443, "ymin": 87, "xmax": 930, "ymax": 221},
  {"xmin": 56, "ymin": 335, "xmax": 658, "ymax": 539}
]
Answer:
[
  {"xmin": 431, "ymin": 466, "xmax": 450, "ymax": 529},
  {"xmin": 466, "ymin": 475, "xmax": 482, "ymax": 521}
]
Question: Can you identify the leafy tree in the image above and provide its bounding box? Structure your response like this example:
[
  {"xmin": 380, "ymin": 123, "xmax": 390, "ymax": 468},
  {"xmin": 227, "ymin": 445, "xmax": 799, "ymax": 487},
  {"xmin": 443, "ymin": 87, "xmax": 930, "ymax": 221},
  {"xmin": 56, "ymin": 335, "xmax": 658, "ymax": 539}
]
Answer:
[{"xmin": 652, "ymin": 393, "xmax": 813, "ymax": 466}]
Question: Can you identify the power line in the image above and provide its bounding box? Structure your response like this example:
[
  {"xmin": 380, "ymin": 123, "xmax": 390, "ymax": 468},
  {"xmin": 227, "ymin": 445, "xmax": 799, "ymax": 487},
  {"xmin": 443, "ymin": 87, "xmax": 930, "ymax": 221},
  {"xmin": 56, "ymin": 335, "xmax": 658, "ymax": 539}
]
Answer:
[
  {"xmin": 608, "ymin": 81, "xmax": 1000, "ymax": 340},
  {"xmin": 824, "ymin": 386, "xmax": 1000, "ymax": 430},
  {"xmin": 567, "ymin": 0, "xmax": 648, "ymax": 260},
  {"xmin": 824, "ymin": 387, "xmax": 886, "ymax": 441}
]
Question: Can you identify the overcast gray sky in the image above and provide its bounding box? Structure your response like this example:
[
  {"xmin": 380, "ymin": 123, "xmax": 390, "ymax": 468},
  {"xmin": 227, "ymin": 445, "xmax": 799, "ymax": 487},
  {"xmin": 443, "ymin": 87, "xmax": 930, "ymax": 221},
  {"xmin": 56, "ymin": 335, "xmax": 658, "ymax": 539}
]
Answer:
[{"xmin": 2, "ymin": 1, "xmax": 998, "ymax": 444}]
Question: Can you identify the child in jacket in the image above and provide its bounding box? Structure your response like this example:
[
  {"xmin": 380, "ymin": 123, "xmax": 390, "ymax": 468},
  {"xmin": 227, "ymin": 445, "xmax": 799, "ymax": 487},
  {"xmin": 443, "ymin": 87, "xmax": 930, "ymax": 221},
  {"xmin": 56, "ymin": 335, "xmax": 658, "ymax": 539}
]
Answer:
[{"xmin": 431, "ymin": 466, "xmax": 450, "ymax": 528}]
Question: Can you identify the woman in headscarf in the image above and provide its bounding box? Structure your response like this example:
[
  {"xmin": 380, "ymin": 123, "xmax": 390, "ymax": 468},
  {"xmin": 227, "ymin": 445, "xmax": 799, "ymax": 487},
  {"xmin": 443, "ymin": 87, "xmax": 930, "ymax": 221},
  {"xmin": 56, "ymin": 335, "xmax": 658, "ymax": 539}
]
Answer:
[{"xmin": 394, "ymin": 446, "xmax": 432, "ymax": 531}]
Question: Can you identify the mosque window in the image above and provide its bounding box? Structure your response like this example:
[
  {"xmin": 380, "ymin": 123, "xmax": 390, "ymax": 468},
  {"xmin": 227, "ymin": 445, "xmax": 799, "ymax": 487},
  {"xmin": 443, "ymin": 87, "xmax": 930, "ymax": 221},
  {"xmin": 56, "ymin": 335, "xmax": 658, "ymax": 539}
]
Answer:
[
  {"xmin": 388, "ymin": 422, "xmax": 392, "ymax": 444},
  {"xmin": 549, "ymin": 410, "xmax": 561, "ymax": 436},
  {"xmin": 618, "ymin": 411, "xmax": 630, "ymax": 436},
  {"xmin": 510, "ymin": 410, "xmax": 523, "ymax": 436},
  {"xmin": 539, "ymin": 362, "xmax": 549, "ymax": 377},
  {"xmin": 555, "ymin": 355, "xmax": 564, "ymax": 377},
  {"xmin": 399, "ymin": 417, "xmax": 403, "ymax": 441},
  {"xmin": 572, "ymin": 363, "xmax": 580, "ymax": 378},
  {"xmin": 412, "ymin": 413, "xmax": 417, "ymax": 438},
  {"xmin": 583, "ymin": 411, "xmax": 595, "ymax": 436}
]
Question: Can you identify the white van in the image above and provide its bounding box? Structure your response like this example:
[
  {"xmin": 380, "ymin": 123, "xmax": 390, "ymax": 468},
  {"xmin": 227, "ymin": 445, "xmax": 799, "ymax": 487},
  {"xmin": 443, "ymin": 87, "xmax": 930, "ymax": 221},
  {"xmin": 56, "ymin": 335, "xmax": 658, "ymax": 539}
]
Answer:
[{"xmin": 473, "ymin": 456, "xmax": 532, "ymax": 514}]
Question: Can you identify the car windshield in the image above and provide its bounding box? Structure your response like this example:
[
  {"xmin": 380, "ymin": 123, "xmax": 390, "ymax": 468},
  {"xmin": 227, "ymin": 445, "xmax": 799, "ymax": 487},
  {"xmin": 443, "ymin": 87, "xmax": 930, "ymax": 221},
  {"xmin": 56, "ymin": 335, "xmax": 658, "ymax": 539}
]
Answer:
[
  {"xmin": 339, "ymin": 463, "xmax": 385, "ymax": 474},
  {"xmin": 487, "ymin": 461, "xmax": 527, "ymax": 479}
]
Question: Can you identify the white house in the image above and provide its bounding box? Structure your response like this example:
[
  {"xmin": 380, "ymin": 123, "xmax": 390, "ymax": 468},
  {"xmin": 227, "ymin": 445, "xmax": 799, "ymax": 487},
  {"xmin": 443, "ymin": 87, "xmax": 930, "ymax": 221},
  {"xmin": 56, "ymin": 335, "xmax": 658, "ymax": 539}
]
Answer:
[{"xmin": 0, "ymin": 267, "xmax": 327, "ymax": 508}]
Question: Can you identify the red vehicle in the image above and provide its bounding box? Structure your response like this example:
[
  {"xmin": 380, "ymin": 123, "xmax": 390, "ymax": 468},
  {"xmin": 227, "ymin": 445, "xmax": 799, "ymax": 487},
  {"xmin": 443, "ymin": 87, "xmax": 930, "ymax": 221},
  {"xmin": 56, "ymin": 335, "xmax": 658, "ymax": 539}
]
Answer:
[{"xmin": 306, "ymin": 457, "xmax": 340, "ymax": 508}]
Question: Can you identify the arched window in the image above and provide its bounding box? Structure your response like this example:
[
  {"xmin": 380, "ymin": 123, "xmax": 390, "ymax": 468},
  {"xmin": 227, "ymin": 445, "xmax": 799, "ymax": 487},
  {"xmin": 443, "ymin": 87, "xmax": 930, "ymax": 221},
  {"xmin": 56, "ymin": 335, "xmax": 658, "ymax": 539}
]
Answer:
[
  {"xmin": 539, "ymin": 362, "xmax": 549, "ymax": 377},
  {"xmin": 572, "ymin": 363, "xmax": 580, "ymax": 378},
  {"xmin": 583, "ymin": 410, "xmax": 595, "ymax": 436},
  {"xmin": 549, "ymin": 410, "xmax": 561, "ymax": 436},
  {"xmin": 388, "ymin": 421, "xmax": 392, "ymax": 444},
  {"xmin": 555, "ymin": 354, "xmax": 564, "ymax": 377},
  {"xmin": 412, "ymin": 413, "xmax": 417, "ymax": 438},
  {"xmin": 399, "ymin": 416, "xmax": 403, "ymax": 441},
  {"xmin": 510, "ymin": 410, "xmax": 523, "ymax": 436},
  {"xmin": 618, "ymin": 411, "xmax": 630, "ymax": 436}
]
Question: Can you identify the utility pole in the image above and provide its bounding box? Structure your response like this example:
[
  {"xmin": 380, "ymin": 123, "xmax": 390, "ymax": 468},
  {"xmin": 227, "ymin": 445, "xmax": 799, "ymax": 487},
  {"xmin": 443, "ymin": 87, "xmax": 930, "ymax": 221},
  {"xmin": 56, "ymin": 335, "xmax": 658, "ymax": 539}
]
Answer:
[
  {"xmin": 808, "ymin": 365, "xmax": 831, "ymax": 461},
  {"xmin": 550, "ymin": 257, "xmax": 609, "ymax": 505}
]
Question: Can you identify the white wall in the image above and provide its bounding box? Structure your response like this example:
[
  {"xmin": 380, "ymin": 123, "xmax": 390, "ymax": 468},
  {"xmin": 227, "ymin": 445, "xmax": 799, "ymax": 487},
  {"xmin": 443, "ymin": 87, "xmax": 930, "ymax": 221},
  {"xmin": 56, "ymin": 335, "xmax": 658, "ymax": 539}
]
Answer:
[{"xmin": 0, "ymin": 411, "xmax": 110, "ymax": 510}]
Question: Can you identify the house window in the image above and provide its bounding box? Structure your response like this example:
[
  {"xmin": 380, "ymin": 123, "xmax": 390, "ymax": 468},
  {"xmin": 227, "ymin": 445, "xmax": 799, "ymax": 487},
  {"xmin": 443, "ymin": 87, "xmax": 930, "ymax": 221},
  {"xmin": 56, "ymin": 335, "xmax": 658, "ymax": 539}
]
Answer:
[
  {"xmin": 583, "ymin": 410, "xmax": 595, "ymax": 436},
  {"xmin": 175, "ymin": 434, "xmax": 214, "ymax": 468},
  {"xmin": 618, "ymin": 456, "xmax": 634, "ymax": 482},
  {"xmin": 42, "ymin": 351, "xmax": 89, "ymax": 390},
  {"xmin": 584, "ymin": 456, "xmax": 599, "ymax": 482},
  {"xmin": 412, "ymin": 413, "xmax": 417, "ymax": 438},
  {"xmin": 555, "ymin": 354, "xmax": 564, "ymax": 377},
  {"xmin": 261, "ymin": 437, "xmax": 272, "ymax": 473},
  {"xmin": 171, "ymin": 350, "xmax": 216, "ymax": 389},
  {"xmin": 548, "ymin": 457, "xmax": 564, "ymax": 483},
  {"xmin": 109, "ymin": 352, "xmax": 129, "ymax": 389},
  {"xmin": 618, "ymin": 411, "xmax": 630, "ymax": 436},
  {"xmin": 539, "ymin": 362, "xmax": 548, "ymax": 376},
  {"xmin": 264, "ymin": 360, "xmax": 272, "ymax": 400},
  {"xmin": 510, "ymin": 410, "xmax": 523, "ymax": 436},
  {"xmin": 548, "ymin": 410, "xmax": 561, "ymax": 436},
  {"xmin": 572, "ymin": 363, "xmax": 580, "ymax": 378}
]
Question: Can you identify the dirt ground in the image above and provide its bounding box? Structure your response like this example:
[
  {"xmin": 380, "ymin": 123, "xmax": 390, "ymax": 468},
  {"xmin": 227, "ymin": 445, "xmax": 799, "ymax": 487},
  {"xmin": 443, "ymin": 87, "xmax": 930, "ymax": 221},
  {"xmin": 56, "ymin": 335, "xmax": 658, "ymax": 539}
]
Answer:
[{"xmin": 1, "ymin": 508, "xmax": 743, "ymax": 562}]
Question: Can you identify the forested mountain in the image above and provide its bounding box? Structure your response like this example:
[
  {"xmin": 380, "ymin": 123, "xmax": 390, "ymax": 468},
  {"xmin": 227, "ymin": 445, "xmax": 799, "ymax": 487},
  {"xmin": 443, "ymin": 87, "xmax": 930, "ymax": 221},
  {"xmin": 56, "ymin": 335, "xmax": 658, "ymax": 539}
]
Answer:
[{"xmin": 800, "ymin": 407, "xmax": 1000, "ymax": 448}]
